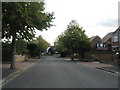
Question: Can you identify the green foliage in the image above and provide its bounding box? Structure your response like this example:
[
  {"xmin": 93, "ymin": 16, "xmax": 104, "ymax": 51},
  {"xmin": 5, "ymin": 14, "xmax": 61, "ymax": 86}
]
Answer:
[
  {"xmin": 27, "ymin": 35, "xmax": 49, "ymax": 58},
  {"xmin": 2, "ymin": 2, "xmax": 54, "ymax": 68},
  {"xmin": 27, "ymin": 42, "xmax": 38, "ymax": 58},
  {"xmin": 16, "ymin": 39, "xmax": 28, "ymax": 55},
  {"xmin": 2, "ymin": 40, "xmax": 11, "ymax": 48},
  {"xmin": 55, "ymin": 20, "xmax": 92, "ymax": 58},
  {"xmin": 55, "ymin": 40, "xmax": 70, "ymax": 57},
  {"xmin": 35, "ymin": 35, "xmax": 49, "ymax": 52},
  {"xmin": 2, "ymin": 2, "xmax": 55, "ymax": 40}
]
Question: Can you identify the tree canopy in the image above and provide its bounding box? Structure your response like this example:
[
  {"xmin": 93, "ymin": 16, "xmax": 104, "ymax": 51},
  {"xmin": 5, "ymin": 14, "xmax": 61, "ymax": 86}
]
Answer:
[
  {"xmin": 16, "ymin": 39, "xmax": 28, "ymax": 55},
  {"xmin": 2, "ymin": 2, "xmax": 55, "ymax": 69},
  {"xmin": 2, "ymin": 2, "xmax": 54, "ymax": 40},
  {"xmin": 55, "ymin": 20, "xmax": 91, "ymax": 59},
  {"xmin": 27, "ymin": 35, "xmax": 49, "ymax": 58}
]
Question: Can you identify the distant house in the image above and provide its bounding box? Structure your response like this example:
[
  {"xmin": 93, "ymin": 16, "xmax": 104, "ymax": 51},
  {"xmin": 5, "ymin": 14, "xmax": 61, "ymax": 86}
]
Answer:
[
  {"xmin": 92, "ymin": 32, "xmax": 113, "ymax": 51},
  {"xmin": 100, "ymin": 32, "xmax": 113, "ymax": 51},
  {"xmin": 96, "ymin": 27, "xmax": 120, "ymax": 51},
  {"xmin": 90, "ymin": 35, "xmax": 101, "ymax": 48},
  {"xmin": 111, "ymin": 26, "xmax": 120, "ymax": 51}
]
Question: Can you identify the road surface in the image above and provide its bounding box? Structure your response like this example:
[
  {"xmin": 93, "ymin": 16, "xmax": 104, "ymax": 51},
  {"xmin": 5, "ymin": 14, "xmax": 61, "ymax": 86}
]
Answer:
[{"xmin": 2, "ymin": 56, "xmax": 118, "ymax": 88}]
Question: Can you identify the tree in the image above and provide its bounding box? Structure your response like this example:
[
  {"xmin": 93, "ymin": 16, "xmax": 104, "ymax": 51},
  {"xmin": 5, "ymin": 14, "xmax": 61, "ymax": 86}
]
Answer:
[
  {"xmin": 27, "ymin": 35, "xmax": 49, "ymax": 58},
  {"xmin": 2, "ymin": 40, "xmax": 11, "ymax": 48},
  {"xmin": 16, "ymin": 39, "xmax": 27, "ymax": 55},
  {"xmin": 35, "ymin": 35, "xmax": 49, "ymax": 53},
  {"xmin": 27, "ymin": 42, "xmax": 38, "ymax": 58},
  {"xmin": 56, "ymin": 20, "xmax": 91, "ymax": 60},
  {"xmin": 55, "ymin": 35, "xmax": 70, "ymax": 57},
  {"xmin": 2, "ymin": 2, "xmax": 54, "ymax": 69}
]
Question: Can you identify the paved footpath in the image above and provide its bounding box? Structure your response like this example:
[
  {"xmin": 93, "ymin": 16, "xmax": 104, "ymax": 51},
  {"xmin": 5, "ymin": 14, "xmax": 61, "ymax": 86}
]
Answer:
[
  {"xmin": 77, "ymin": 62, "xmax": 119, "ymax": 74},
  {"xmin": 64, "ymin": 58, "xmax": 119, "ymax": 74}
]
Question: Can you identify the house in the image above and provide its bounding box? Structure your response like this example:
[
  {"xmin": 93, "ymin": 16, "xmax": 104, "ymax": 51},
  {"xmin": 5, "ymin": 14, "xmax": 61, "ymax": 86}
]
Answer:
[
  {"xmin": 111, "ymin": 26, "xmax": 120, "ymax": 51},
  {"xmin": 100, "ymin": 32, "xmax": 113, "ymax": 51},
  {"xmin": 90, "ymin": 35, "xmax": 101, "ymax": 48},
  {"xmin": 93, "ymin": 32, "xmax": 113, "ymax": 51},
  {"xmin": 96, "ymin": 26, "xmax": 120, "ymax": 51}
]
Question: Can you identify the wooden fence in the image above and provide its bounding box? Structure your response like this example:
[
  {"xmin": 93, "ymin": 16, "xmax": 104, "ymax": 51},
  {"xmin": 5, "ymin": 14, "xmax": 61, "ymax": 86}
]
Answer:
[{"xmin": 93, "ymin": 51, "xmax": 118, "ymax": 62}]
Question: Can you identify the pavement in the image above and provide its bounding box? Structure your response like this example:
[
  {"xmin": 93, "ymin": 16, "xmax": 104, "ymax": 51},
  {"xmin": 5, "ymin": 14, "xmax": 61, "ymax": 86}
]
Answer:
[
  {"xmin": 2, "ymin": 56, "xmax": 118, "ymax": 88},
  {"xmin": 78, "ymin": 62, "xmax": 119, "ymax": 74},
  {"xmin": 1, "ymin": 58, "xmax": 40, "ymax": 87},
  {"xmin": 64, "ymin": 58, "xmax": 120, "ymax": 74}
]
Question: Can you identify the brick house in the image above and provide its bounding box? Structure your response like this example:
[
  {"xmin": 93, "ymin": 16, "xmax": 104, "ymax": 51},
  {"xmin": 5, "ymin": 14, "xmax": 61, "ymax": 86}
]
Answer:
[
  {"xmin": 90, "ymin": 35, "xmax": 101, "ymax": 48},
  {"xmin": 100, "ymin": 32, "xmax": 113, "ymax": 51},
  {"xmin": 96, "ymin": 27, "xmax": 120, "ymax": 51}
]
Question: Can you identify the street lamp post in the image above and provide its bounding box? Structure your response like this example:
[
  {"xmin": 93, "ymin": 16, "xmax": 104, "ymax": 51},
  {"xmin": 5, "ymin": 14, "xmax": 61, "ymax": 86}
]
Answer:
[
  {"xmin": 118, "ymin": 27, "xmax": 120, "ymax": 59},
  {"xmin": 118, "ymin": 27, "xmax": 120, "ymax": 50}
]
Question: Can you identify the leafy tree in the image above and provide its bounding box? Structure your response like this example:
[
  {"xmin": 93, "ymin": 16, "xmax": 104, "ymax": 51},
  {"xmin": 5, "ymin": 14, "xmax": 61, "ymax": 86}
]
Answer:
[
  {"xmin": 35, "ymin": 35, "xmax": 49, "ymax": 53},
  {"xmin": 27, "ymin": 42, "xmax": 38, "ymax": 58},
  {"xmin": 2, "ymin": 2, "xmax": 54, "ymax": 69},
  {"xmin": 56, "ymin": 20, "xmax": 91, "ymax": 60},
  {"xmin": 27, "ymin": 35, "xmax": 49, "ymax": 58},
  {"xmin": 55, "ymin": 35, "xmax": 70, "ymax": 57},
  {"xmin": 16, "ymin": 39, "xmax": 28, "ymax": 55},
  {"xmin": 2, "ymin": 40, "xmax": 11, "ymax": 48}
]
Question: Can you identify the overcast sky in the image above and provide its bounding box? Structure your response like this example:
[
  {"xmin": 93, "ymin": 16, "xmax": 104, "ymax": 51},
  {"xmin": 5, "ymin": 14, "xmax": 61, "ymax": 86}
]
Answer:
[{"xmin": 35, "ymin": 0, "xmax": 119, "ymax": 45}]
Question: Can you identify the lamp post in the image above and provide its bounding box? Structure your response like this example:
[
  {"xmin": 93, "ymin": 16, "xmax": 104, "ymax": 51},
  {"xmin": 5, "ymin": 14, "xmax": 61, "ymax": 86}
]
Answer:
[
  {"xmin": 118, "ymin": 27, "xmax": 120, "ymax": 59},
  {"xmin": 118, "ymin": 2, "xmax": 120, "ymax": 60},
  {"xmin": 118, "ymin": 27, "xmax": 120, "ymax": 50}
]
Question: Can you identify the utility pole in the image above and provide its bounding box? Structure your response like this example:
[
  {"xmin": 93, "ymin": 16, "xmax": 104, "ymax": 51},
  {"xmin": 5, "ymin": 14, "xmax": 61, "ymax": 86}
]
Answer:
[
  {"xmin": 118, "ymin": 27, "xmax": 120, "ymax": 59},
  {"xmin": 118, "ymin": 28, "xmax": 120, "ymax": 50},
  {"xmin": 118, "ymin": 2, "xmax": 120, "ymax": 50}
]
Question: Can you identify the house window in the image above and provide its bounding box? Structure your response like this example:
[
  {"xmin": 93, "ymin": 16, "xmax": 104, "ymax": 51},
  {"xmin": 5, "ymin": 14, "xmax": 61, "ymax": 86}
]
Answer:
[
  {"xmin": 113, "ymin": 36, "xmax": 118, "ymax": 42},
  {"xmin": 100, "ymin": 43, "xmax": 103, "ymax": 47},
  {"xmin": 97, "ymin": 43, "xmax": 99, "ymax": 47},
  {"xmin": 103, "ymin": 44, "xmax": 105, "ymax": 47}
]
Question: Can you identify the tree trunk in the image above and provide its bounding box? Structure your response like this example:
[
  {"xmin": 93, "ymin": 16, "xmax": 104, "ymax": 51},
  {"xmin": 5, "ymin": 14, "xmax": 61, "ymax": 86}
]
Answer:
[{"xmin": 10, "ymin": 32, "xmax": 16, "ymax": 69}]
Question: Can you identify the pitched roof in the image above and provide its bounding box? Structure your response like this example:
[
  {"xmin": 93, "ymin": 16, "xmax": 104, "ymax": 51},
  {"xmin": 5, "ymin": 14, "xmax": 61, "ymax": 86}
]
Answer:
[
  {"xmin": 90, "ymin": 36, "xmax": 101, "ymax": 41},
  {"xmin": 102, "ymin": 32, "xmax": 113, "ymax": 43},
  {"xmin": 113, "ymin": 26, "xmax": 120, "ymax": 34}
]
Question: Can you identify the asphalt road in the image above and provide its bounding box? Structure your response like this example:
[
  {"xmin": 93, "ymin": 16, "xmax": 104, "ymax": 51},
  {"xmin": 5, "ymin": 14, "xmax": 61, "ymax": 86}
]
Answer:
[{"xmin": 2, "ymin": 56, "xmax": 118, "ymax": 88}]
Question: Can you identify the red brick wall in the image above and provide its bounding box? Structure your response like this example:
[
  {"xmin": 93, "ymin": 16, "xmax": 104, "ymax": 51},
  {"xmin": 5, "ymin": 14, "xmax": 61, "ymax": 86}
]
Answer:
[{"xmin": 92, "ymin": 37, "xmax": 101, "ymax": 44}]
